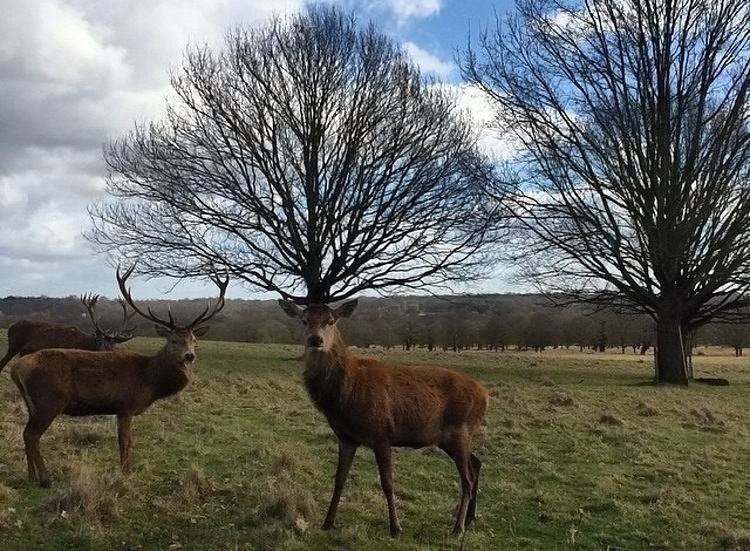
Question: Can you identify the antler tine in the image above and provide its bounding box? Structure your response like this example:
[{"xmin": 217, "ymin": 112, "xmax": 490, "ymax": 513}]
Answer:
[
  {"xmin": 188, "ymin": 271, "xmax": 229, "ymax": 328},
  {"xmin": 116, "ymin": 298, "xmax": 138, "ymax": 333},
  {"xmin": 116, "ymin": 264, "xmax": 176, "ymax": 329},
  {"xmin": 80, "ymin": 293, "xmax": 104, "ymax": 333}
]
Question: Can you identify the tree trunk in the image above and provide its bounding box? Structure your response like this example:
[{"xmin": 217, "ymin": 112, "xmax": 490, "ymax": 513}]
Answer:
[{"xmin": 655, "ymin": 318, "xmax": 689, "ymax": 385}]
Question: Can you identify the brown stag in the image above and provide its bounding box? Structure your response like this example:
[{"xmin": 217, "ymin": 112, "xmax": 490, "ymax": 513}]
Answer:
[
  {"xmin": 279, "ymin": 299, "xmax": 489, "ymax": 536},
  {"xmin": 0, "ymin": 294, "xmax": 135, "ymax": 372},
  {"xmin": 8, "ymin": 266, "xmax": 228, "ymax": 486}
]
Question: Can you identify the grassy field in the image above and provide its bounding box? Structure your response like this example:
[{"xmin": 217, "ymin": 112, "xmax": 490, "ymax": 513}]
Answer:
[{"xmin": 1, "ymin": 338, "xmax": 749, "ymax": 550}]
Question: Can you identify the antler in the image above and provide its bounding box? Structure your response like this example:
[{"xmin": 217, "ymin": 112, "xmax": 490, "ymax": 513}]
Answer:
[
  {"xmin": 116, "ymin": 265, "xmax": 229, "ymax": 330},
  {"xmin": 187, "ymin": 272, "xmax": 230, "ymax": 328},
  {"xmin": 80, "ymin": 293, "xmax": 105, "ymax": 334},
  {"xmin": 111, "ymin": 299, "xmax": 138, "ymax": 343},
  {"xmin": 116, "ymin": 265, "xmax": 177, "ymax": 329}
]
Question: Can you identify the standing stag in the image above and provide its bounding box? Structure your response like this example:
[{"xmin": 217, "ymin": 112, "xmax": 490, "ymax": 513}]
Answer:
[
  {"xmin": 8, "ymin": 266, "xmax": 228, "ymax": 486},
  {"xmin": 0, "ymin": 294, "xmax": 135, "ymax": 372},
  {"xmin": 279, "ymin": 299, "xmax": 489, "ymax": 536}
]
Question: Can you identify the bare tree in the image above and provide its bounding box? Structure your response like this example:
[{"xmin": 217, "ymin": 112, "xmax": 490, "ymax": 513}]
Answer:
[
  {"xmin": 463, "ymin": 0, "xmax": 750, "ymax": 383},
  {"xmin": 88, "ymin": 7, "xmax": 495, "ymax": 304}
]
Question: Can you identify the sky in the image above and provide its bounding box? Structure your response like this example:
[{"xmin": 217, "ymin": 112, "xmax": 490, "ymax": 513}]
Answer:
[{"xmin": 0, "ymin": 0, "xmax": 517, "ymax": 300}]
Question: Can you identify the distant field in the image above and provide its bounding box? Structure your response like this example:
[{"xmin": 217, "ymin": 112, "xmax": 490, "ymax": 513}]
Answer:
[{"xmin": 1, "ymin": 339, "xmax": 749, "ymax": 550}]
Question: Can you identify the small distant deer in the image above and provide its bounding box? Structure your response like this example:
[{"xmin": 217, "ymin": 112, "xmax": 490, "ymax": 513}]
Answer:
[
  {"xmin": 0, "ymin": 294, "xmax": 135, "ymax": 372},
  {"xmin": 8, "ymin": 266, "xmax": 228, "ymax": 486},
  {"xmin": 279, "ymin": 299, "xmax": 489, "ymax": 536}
]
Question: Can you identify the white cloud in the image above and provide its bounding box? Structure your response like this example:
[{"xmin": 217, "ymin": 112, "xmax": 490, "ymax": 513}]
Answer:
[
  {"xmin": 451, "ymin": 84, "xmax": 521, "ymax": 160},
  {"xmin": 0, "ymin": 0, "xmax": 306, "ymax": 298},
  {"xmin": 372, "ymin": 0, "xmax": 442, "ymax": 23},
  {"xmin": 0, "ymin": 0, "xmax": 130, "ymax": 89},
  {"xmin": 403, "ymin": 41, "xmax": 455, "ymax": 78}
]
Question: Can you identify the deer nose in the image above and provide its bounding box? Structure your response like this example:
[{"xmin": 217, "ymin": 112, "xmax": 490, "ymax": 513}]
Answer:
[
  {"xmin": 184, "ymin": 352, "xmax": 196, "ymax": 363},
  {"xmin": 307, "ymin": 335, "xmax": 323, "ymax": 348}
]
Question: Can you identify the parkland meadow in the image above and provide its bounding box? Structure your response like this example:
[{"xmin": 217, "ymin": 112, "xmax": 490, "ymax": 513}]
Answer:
[{"xmin": 1, "ymin": 334, "xmax": 749, "ymax": 550}]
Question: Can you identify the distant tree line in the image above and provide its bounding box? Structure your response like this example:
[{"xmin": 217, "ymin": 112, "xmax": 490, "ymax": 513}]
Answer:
[{"xmin": 1, "ymin": 294, "xmax": 746, "ymax": 356}]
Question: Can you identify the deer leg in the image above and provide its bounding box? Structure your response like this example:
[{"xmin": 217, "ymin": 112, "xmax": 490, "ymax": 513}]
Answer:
[
  {"xmin": 117, "ymin": 414, "xmax": 134, "ymax": 473},
  {"xmin": 373, "ymin": 442, "xmax": 401, "ymax": 537},
  {"xmin": 441, "ymin": 430, "xmax": 474, "ymax": 535},
  {"xmin": 322, "ymin": 439, "xmax": 358, "ymax": 530},
  {"xmin": 23, "ymin": 409, "xmax": 57, "ymax": 487},
  {"xmin": 466, "ymin": 454, "xmax": 482, "ymax": 525}
]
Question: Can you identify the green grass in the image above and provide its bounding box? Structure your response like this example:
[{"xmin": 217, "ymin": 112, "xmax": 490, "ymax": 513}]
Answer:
[{"xmin": 1, "ymin": 339, "xmax": 750, "ymax": 550}]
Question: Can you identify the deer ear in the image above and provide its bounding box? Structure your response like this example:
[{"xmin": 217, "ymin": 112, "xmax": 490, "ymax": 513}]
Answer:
[
  {"xmin": 278, "ymin": 299, "xmax": 302, "ymax": 318},
  {"xmin": 155, "ymin": 325, "xmax": 171, "ymax": 337},
  {"xmin": 334, "ymin": 299, "xmax": 358, "ymax": 319},
  {"xmin": 192, "ymin": 326, "xmax": 209, "ymax": 338}
]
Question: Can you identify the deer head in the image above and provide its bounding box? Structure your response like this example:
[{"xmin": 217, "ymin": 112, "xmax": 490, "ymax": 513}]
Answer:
[
  {"xmin": 80, "ymin": 293, "xmax": 137, "ymax": 350},
  {"xmin": 278, "ymin": 299, "xmax": 358, "ymax": 352},
  {"xmin": 116, "ymin": 265, "xmax": 229, "ymax": 364}
]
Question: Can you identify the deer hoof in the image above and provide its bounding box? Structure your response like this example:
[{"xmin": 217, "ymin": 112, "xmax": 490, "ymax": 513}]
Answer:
[
  {"xmin": 38, "ymin": 478, "xmax": 51, "ymax": 489},
  {"xmin": 390, "ymin": 525, "xmax": 402, "ymax": 538},
  {"xmin": 321, "ymin": 520, "xmax": 335, "ymax": 531}
]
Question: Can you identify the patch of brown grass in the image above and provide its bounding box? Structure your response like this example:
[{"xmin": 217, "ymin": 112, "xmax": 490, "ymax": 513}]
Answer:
[
  {"xmin": 45, "ymin": 462, "xmax": 126, "ymax": 521},
  {"xmin": 179, "ymin": 467, "xmax": 213, "ymax": 503},
  {"xmin": 271, "ymin": 451, "xmax": 298, "ymax": 475},
  {"xmin": 637, "ymin": 401, "xmax": 659, "ymax": 416},
  {"xmin": 687, "ymin": 406, "xmax": 725, "ymax": 429},
  {"xmin": 0, "ymin": 482, "xmax": 16, "ymax": 504},
  {"xmin": 549, "ymin": 391, "xmax": 575, "ymax": 407},
  {"xmin": 599, "ymin": 411, "xmax": 624, "ymax": 426},
  {"xmin": 702, "ymin": 522, "xmax": 750, "ymax": 551},
  {"xmin": 260, "ymin": 481, "xmax": 315, "ymax": 533}
]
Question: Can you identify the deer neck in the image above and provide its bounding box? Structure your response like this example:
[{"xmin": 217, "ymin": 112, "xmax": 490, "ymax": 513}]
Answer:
[
  {"xmin": 303, "ymin": 329, "xmax": 353, "ymax": 411},
  {"xmin": 147, "ymin": 346, "xmax": 191, "ymax": 400}
]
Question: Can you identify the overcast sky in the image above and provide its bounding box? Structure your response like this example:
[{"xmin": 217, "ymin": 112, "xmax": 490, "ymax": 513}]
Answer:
[{"xmin": 0, "ymin": 0, "xmax": 515, "ymax": 299}]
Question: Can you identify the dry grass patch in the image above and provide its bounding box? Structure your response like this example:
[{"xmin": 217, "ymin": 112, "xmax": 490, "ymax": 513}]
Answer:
[
  {"xmin": 45, "ymin": 462, "xmax": 126, "ymax": 522},
  {"xmin": 271, "ymin": 450, "xmax": 299, "ymax": 475},
  {"xmin": 0, "ymin": 482, "xmax": 16, "ymax": 504},
  {"xmin": 260, "ymin": 481, "xmax": 315, "ymax": 533},
  {"xmin": 549, "ymin": 390, "xmax": 575, "ymax": 407},
  {"xmin": 599, "ymin": 411, "xmax": 624, "ymax": 426},
  {"xmin": 687, "ymin": 406, "xmax": 725, "ymax": 430},
  {"xmin": 178, "ymin": 467, "xmax": 214, "ymax": 503},
  {"xmin": 703, "ymin": 523, "xmax": 750, "ymax": 551},
  {"xmin": 637, "ymin": 401, "xmax": 659, "ymax": 416}
]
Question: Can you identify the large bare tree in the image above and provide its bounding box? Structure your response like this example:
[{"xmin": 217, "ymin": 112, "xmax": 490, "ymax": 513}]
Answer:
[
  {"xmin": 463, "ymin": 0, "xmax": 750, "ymax": 384},
  {"xmin": 88, "ymin": 7, "xmax": 495, "ymax": 304}
]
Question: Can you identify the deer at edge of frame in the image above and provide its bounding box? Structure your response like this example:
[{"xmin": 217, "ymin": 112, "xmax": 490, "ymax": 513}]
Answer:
[{"xmin": 7, "ymin": 266, "xmax": 228, "ymax": 486}]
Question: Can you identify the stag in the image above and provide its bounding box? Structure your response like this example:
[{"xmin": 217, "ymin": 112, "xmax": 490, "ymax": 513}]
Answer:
[
  {"xmin": 279, "ymin": 299, "xmax": 489, "ymax": 536},
  {"xmin": 0, "ymin": 295, "xmax": 135, "ymax": 372},
  {"xmin": 8, "ymin": 266, "xmax": 228, "ymax": 486}
]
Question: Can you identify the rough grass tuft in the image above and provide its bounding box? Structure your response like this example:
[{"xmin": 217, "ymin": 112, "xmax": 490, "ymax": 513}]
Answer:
[
  {"xmin": 549, "ymin": 391, "xmax": 575, "ymax": 406},
  {"xmin": 688, "ymin": 406, "xmax": 724, "ymax": 426},
  {"xmin": 45, "ymin": 462, "xmax": 125, "ymax": 521},
  {"xmin": 179, "ymin": 467, "xmax": 213, "ymax": 503},
  {"xmin": 0, "ymin": 482, "xmax": 16, "ymax": 504},
  {"xmin": 260, "ymin": 482, "xmax": 315, "ymax": 532},
  {"xmin": 599, "ymin": 411, "xmax": 624, "ymax": 426},
  {"xmin": 271, "ymin": 451, "xmax": 298, "ymax": 475},
  {"xmin": 637, "ymin": 401, "xmax": 659, "ymax": 416},
  {"xmin": 66, "ymin": 426, "xmax": 104, "ymax": 447}
]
